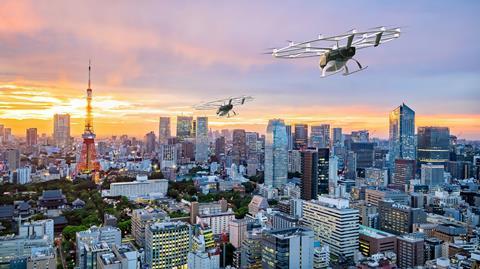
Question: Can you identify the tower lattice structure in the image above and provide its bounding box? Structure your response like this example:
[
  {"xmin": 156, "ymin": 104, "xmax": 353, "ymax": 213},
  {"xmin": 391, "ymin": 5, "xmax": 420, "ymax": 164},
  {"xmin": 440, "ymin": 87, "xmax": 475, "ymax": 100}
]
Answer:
[{"xmin": 77, "ymin": 61, "xmax": 100, "ymax": 174}]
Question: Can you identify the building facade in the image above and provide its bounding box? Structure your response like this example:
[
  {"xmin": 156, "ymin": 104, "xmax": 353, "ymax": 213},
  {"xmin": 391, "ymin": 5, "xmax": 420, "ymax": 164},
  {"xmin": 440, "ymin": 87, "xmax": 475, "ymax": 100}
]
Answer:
[
  {"xmin": 265, "ymin": 119, "xmax": 288, "ymax": 188},
  {"xmin": 302, "ymin": 197, "xmax": 359, "ymax": 259},
  {"xmin": 389, "ymin": 103, "xmax": 416, "ymax": 166},
  {"xmin": 145, "ymin": 222, "xmax": 192, "ymax": 269}
]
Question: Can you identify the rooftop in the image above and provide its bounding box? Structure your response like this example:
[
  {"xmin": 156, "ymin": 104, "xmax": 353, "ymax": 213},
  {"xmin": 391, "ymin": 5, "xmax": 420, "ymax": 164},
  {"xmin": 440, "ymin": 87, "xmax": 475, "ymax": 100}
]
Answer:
[
  {"xmin": 359, "ymin": 225, "xmax": 396, "ymax": 239},
  {"xmin": 40, "ymin": 189, "xmax": 65, "ymax": 200}
]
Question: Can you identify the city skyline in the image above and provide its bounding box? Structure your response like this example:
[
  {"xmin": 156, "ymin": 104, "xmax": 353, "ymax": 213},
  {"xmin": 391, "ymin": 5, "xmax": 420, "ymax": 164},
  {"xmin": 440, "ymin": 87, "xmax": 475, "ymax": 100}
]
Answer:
[{"xmin": 0, "ymin": 1, "xmax": 479, "ymax": 139}]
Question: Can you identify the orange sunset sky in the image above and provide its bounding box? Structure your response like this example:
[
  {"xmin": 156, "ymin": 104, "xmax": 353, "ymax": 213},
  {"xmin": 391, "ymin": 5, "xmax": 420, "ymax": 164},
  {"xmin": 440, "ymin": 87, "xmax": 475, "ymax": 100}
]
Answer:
[{"xmin": 1, "ymin": 1, "xmax": 479, "ymax": 139}]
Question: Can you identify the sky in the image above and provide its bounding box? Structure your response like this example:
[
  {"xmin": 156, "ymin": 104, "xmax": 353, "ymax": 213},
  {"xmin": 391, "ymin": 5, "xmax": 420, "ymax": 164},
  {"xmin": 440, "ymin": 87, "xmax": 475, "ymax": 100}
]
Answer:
[{"xmin": 0, "ymin": 1, "xmax": 479, "ymax": 139}]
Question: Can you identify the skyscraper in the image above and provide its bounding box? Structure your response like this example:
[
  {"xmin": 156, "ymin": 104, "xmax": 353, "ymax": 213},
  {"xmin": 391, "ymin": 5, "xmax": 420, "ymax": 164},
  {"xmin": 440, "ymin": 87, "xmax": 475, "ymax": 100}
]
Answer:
[
  {"xmin": 265, "ymin": 119, "xmax": 288, "ymax": 188},
  {"xmin": 0, "ymin": 124, "xmax": 4, "ymax": 143},
  {"xmin": 417, "ymin": 127, "xmax": 450, "ymax": 165},
  {"xmin": 4, "ymin": 128, "xmax": 12, "ymax": 143},
  {"xmin": 332, "ymin": 128, "xmax": 343, "ymax": 146},
  {"xmin": 301, "ymin": 149, "xmax": 318, "ymax": 200},
  {"xmin": 195, "ymin": 116, "xmax": 209, "ymax": 162},
  {"xmin": 158, "ymin": 117, "xmax": 171, "ymax": 145},
  {"xmin": 421, "ymin": 163, "xmax": 445, "ymax": 188},
  {"xmin": 310, "ymin": 124, "xmax": 330, "ymax": 148},
  {"xmin": 245, "ymin": 132, "xmax": 258, "ymax": 156},
  {"xmin": 176, "ymin": 116, "xmax": 193, "ymax": 142},
  {"xmin": 393, "ymin": 159, "xmax": 416, "ymax": 188},
  {"xmin": 285, "ymin": 125, "xmax": 293, "ymax": 151},
  {"xmin": 53, "ymin": 114, "xmax": 70, "ymax": 146},
  {"xmin": 317, "ymin": 148, "xmax": 329, "ymax": 195},
  {"xmin": 215, "ymin": 136, "xmax": 225, "ymax": 159},
  {"xmin": 294, "ymin": 124, "xmax": 308, "ymax": 149},
  {"xmin": 144, "ymin": 131, "xmax": 156, "ymax": 154},
  {"xmin": 26, "ymin": 128, "xmax": 37, "ymax": 146},
  {"xmin": 351, "ymin": 142, "xmax": 374, "ymax": 168},
  {"xmin": 232, "ymin": 129, "xmax": 247, "ymax": 165},
  {"xmin": 5, "ymin": 148, "xmax": 20, "ymax": 171},
  {"xmin": 389, "ymin": 103, "xmax": 416, "ymax": 166}
]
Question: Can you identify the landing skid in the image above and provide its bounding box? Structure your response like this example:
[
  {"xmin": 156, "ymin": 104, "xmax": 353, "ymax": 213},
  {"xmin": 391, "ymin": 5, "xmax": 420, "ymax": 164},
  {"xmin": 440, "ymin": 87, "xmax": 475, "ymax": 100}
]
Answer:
[
  {"xmin": 343, "ymin": 66, "xmax": 368, "ymax": 76},
  {"xmin": 343, "ymin": 58, "xmax": 367, "ymax": 76}
]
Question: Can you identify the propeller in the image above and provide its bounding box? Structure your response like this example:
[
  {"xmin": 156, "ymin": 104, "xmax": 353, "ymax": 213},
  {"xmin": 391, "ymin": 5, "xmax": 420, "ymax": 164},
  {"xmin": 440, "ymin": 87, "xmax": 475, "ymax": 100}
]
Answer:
[
  {"xmin": 346, "ymin": 35, "xmax": 354, "ymax": 48},
  {"xmin": 374, "ymin": 32, "xmax": 383, "ymax": 47}
]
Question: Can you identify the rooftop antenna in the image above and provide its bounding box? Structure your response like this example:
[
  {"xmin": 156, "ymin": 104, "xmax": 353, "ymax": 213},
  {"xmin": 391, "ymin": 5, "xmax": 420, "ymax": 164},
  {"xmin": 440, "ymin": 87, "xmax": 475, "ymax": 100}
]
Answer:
[{"xmin": 88, "ymin": 59, "xmax": 91, "ymax": 89}]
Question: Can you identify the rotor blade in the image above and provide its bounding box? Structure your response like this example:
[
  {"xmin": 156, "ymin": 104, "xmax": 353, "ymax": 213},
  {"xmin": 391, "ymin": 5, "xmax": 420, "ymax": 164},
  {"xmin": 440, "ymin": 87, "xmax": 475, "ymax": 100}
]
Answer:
[
  {"xmin": 374, "ymin": 32, "xmax": 383, "ymax": 47},
  {"xmin": 346, "ymin": 34, "xmax": 354, "ymax": 48}
]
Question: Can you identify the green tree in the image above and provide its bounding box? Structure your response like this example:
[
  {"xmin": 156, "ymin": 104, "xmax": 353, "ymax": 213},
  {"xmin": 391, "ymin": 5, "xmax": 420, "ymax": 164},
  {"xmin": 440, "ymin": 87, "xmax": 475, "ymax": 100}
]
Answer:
[
  {"xmin": 118, "ymin": 219, "xmax": 131, "ymax": 235},
  {"xmin": 62, "ymin": 225, "xmax": 87, "ymax": 242}
]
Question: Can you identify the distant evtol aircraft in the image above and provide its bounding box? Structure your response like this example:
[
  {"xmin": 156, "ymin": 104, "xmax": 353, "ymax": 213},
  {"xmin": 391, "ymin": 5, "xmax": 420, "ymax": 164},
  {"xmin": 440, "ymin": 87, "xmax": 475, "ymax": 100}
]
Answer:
[
  {"xmin": 194, "ymin": 96, "xmax": 253, "ymax": 118},
  {"xmin": 267, "ymin": 26, "xmax": 401, "ymax": 77}
]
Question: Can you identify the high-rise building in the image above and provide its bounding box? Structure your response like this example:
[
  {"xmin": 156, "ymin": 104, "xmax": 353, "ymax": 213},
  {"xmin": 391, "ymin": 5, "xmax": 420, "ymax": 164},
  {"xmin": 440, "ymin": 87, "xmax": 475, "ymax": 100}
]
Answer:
[
  {"xmin": 0, "ymin": 124, "xmax": 4, "ymax": 143},
  {"xmin": 389, "ymin": 103, "xmax": 416, "ymax": 166},
  {"xmin": 288, "ymin": 150, "xmax": 302, "ymax": 173},
  {"xmin": 417, "ymin": 127, "xmax": 450, "ymax": 165},
  {"xmin": 344, "ymin": 151, "xmax": 357, "ymax": 179},
  {"xmin": 301, "ymin": 149, "xmax": 318, "ymax": 200},
  {"xmin": 5, "ymin": 148, "xmax": 20, "ymax": 171},
  {"xmin": 176, "ymin": 116, "xmax": 193, "ymax": 142},
  {"xmin": 4, "ymin": 128, "xmax": 12, "ymax": 142},
  {"xmin": 317, "ymin": 148, "xmax": 329, "ymax": 195},
  {"xmin": 214, "ymin": 136, "xmax": 225, "ymax": 159},
  {"xmin": 261, "ymin": 227, "xmax": 314, "ymax": 269},
  {"xmin": 191, "ymin": 119, "xmax": 197, "ymax": 138},
  {"xmin": 145, "ymin": 221, "xmax": 192, "ymax": 268},
  {"xmin": 397, "ymin": 234, "xmax": 424, "ymax": 268},
  {"xmin": 53, "ymin": 113, "xmax": 70, "ymax": 146},
  {"xmin": 265, "ymin": 119, "xmax": 288, "ymax": 188},
  {"xmin": 245, "ymin": 132, "xmax": 258, "ymax": 158},
  {"xmin": 332, "ymin": 127, "xmax": 343, "ymax": 147},
  {"xmin": 158, "ymin": 117, "xmax": 171, "ymax": 144},
  {"xmin": 240, "ymin": 229, "xmax": 263, "ymax": 268},
  {"xmin": 131, "ymin": 208, "xmax": 168, "ymax": 247},
  {"xmin": 421, "ymin": 163, "xmax": 445, "ymax": 188},
  {"xmin": 195, "ymin": 117, "xmax": 209, "ymax": 162},
  {"xmin": 351, "ymin": 130, "xmax": 369, "ymax": 142},
  {"xmin": 378, "ymin": 200, "xmax": 427, "ymax": 235},
  {"xmin": 229, "ymin": 219, "xmax": 248, "ymax": 249},
  {"xmin": 294, "ymin": 124, "xmax": 308, "ymax": 149},
  {"xmin": 26, "ymin": 128, "xmax": 37, "ymax": 146},
  {"xmin": 232, "ymin": 129, "xmax": 247, "ymax": 165},
  {"xmin": 302, "ymin": 197, "xmax": 359, "ymax": 259},
  {"xmin": 351, "ymin": 142, "xmax": 374, "ymax": 168},
  {"xmin": 159, "ymin": 144, "xmax": 177, "ymax": 169},
  {"xmin": 310, "ymin": 124, "xmax": 330, "ymax": 148},
  {"xmin": 144, "ymin": 131, "xmax": 156, "ymax": 154},
  {"xmin": 285, "ymin": 125, "xmax": 293, "ymax": 150},
  {"xmin": 393, "ymin": 159, "xmax": 416, "ymax": 189}
]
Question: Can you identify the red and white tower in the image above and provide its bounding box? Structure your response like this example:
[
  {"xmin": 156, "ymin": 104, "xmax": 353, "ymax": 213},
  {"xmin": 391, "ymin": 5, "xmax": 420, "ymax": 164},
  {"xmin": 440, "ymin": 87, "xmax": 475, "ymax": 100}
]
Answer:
[{"xmin": 77, "ymin": 61, "xmax": 100, "ymax": 174}]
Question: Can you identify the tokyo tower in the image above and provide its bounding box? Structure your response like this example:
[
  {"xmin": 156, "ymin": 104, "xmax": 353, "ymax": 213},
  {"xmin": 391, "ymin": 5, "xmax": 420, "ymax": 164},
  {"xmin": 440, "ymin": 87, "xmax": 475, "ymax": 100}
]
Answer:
[{"xmin": 77, "ymin": 61, "xmax": 100, "ymax": 174}]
